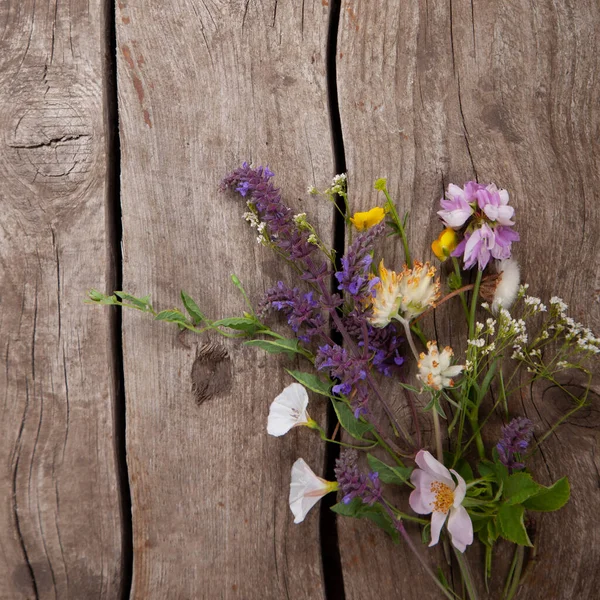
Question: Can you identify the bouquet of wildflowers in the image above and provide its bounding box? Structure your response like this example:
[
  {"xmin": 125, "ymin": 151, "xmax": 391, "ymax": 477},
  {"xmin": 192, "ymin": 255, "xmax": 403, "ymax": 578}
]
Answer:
[{"xmin": 89, "ymin": 164, "xmax": 599, "ymax": 598}]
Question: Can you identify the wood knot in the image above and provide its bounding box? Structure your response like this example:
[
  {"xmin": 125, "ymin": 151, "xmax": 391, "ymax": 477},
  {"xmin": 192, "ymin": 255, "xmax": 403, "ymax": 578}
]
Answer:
[
  {"xmin": 0, "ymin": 65, "xmax": 101, "ymax": 222},
  {"xmin": 191, "ymin": 342, "xmax": 232, "ymax": 405}
]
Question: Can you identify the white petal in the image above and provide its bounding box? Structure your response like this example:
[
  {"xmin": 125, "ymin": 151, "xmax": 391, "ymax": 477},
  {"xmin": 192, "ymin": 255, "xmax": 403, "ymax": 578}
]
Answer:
[
  {"xmin": 447, "ymin": 506, "xmax": 474, "ymax": 552},
  {"xmin": 498, "ymin": 189, "xmax": 510, "ymax": 205},
  {"xmin": 429, "ymin": 510, "xmax": 447, "ymax": 547},
  {"xmin": 267, "ymin": 383, "xmax": 309, "ymax": 437},
  {"xmin": 289, "ymin": 458, "xmax": 329, "ymax": 523},
  {"xmin": 442, "ymin": 365, "xmax": 463, "ymax": 379},
  {"xmin": 415, "ymin": 450, "xmax": 454, "ymax": 488},
  {"xmin": 450, "ymin": 469, "xmax": 467, "ymax": 506},
  {"xmin": 447, "ymin": 184, "xmax": 465, "ymax": 199}
]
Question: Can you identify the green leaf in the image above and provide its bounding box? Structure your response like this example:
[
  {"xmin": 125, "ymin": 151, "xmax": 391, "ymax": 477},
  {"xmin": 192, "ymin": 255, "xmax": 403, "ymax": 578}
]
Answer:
[
  {"xmin": 503, "ymin": 473, "xmax": 542, "ymax": 505},
  {"xmin": 155, "ymin": 309, "xmax": 189, "ymax": 325},
  {"xmin": 115, "ymin": 291, "xmax": 152, "ymax": 311},
  {"xmin": 331, "ymin": 499, "xmax": 399, "ymax": 543},
  {"xmin": 212, "ymin": 317, "xmax": 261, "ymax": 334},
  {"xmin": 523, "ymin": 477, "xmax": 570, "ymax": 512},
  {"xmin": 497, "ymin": 503, "xmax": 532, "ymax": 546},
  {"xmin": 366, "ymin": 455, "xmax": 412, "ymax": 486},
  {"xmin": 478, "ymin": 459, "xmax": 508, "ymax": 486},
  {"xmin": 180, "ymin": 290, "xmax": 205, "ymax": 324},
  {"xmin": 244, "ymin": 338, "xmax": 301, "ymax": 358},
  {"xmin": 286, "ymin": 370, "xmax": 332, "ymax": 397},
  {"xmin": 453, "ymin": 458, "xmax": 474, "ymax": 483},
  {"xmin": 332, "ymin": 400, "xmax": 373, "ymax": 440},
  {"xmin": 88, "ymin": 289, "xmax": 119, "ymax": 305}
]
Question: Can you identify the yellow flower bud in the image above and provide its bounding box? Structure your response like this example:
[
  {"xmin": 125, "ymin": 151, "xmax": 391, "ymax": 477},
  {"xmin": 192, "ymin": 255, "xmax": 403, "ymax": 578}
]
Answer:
[
  {"xmin": 350, "ymin": 206, "xmax": 386, "ymax": 231},
  {"xmin": 431, "ymin": 227, "xmax": 459, "ymax": 261}
]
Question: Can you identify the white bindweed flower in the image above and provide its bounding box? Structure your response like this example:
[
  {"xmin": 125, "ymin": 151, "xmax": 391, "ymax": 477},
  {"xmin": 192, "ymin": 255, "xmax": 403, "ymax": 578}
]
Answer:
[
  {"xmin": 492, "ymin": 259, "xmax": 520, "ymax": 314},
  {"xmin": 409, "ymin": 450, "xmax": 473, "ymax": 552},
  {"xmin": 289, "ymin": 458, "xmax": 338, "ymax": 524},
  {"xmin": 267, "ymin": 383, "xmax": 316, "ymax": 437},
  {"xmin": 417, "ymin": 342, "xmax": 464, "ymax": 390}
]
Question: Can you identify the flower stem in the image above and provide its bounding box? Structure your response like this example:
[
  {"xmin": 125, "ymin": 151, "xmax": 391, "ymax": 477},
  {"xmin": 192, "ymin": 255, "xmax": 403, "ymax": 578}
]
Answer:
[
  {"xmin": 432, "ymin": 408, "xmax": 444, "ymax": 463},
  {"xmin": 380, "ymin": 503, "xmax": 457, "ymax": 600},
  {"xmin": 503, "ymin": 545, "xmax": 524, "ymax": 600},
  {"xmin": 468, "ymin": 270, "xmax": 483, "ymax": 339},
  {"xmin": 454, "ymin": 547, "xmax": 479, "ymax": 600},
  {"xmin": 381, "ymin": 188, "xmax": 412, "ymax": 267},
  {"xmin": 398, "ymin": 317, "xmax": 421, "ymax": 362}
]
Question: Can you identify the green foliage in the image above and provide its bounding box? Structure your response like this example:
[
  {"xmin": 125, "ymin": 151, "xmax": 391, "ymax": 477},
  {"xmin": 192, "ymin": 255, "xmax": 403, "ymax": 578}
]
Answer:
[
  {"xmin": 155, "ymin": 309, "xmax": 189, "ymax": 326},
  {"xmin": 244, "ymin": 338, "xmax": 302, "ymax": 359},
  {"xmin": 212, "ymin": 317, "xmax": 262, "ymax": 335},
  {"xmin": 498, "ymin": 503, "xmax": 532, "ymax": 546},
  {"xmin": 286, "ymin": 370, "xmax": 332, "ymax": 397},
  {"xmin": 366, "ymin": 454, "xmax": 412, "ymax": 486},
  {"xmin": 332, "ymin": 498, "xmax": 399, "ymax": 543},
  {"xmin": 331, "ymin": 400, "xmax": 373, "ymax": 440},
  {"xmin": 523, "ymin": 477, "xmax": 570, "ymax": 512}
]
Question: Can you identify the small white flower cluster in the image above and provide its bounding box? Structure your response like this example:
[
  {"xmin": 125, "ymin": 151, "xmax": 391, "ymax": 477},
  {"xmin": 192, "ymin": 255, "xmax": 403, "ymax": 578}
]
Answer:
[
  {"xmin": 523, "ymin": 295, "xmax": 547, "ymax": 313},
  {"xmin": 467, "ymin": 338, "xmax": 485, "ymax": 348},
  {"xmin": 331, "ymin": 173, "xmax": 347, "ymax": 195},
  {"xmin": 243, "ymin": 211, "xmax": 268, "ymax": 244},
  {"xmin": 307, "ymin": 185, "xmax": 318, "ymax": 195}
]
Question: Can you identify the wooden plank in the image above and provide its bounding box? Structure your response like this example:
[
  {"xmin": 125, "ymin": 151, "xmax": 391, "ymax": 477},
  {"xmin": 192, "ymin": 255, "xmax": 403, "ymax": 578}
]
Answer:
[
  {"xmin": 0, "ymin": 1, "xmax": 123, "ymax": 599},
  {"xmin": 116, "ymin": 1, "xmax": 332, "ymax": 597},
  {"xmin": 336, "ymin": 0, "xmax": 600, "ymax": 597}
]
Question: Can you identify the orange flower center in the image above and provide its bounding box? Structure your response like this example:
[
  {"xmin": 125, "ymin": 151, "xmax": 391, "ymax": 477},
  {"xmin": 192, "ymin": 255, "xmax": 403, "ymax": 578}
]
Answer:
[{"xmin": 430, "ymin": 481, "xmax": 454, "ymax": 514}]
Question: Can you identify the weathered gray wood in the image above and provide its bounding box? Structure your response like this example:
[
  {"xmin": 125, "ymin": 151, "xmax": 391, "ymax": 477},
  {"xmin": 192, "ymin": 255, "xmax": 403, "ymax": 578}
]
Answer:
[
  {"xmin": 337, "ymin": 0, "xmax": 600, "ymax": 598},
  {"xmin": 116, "ymin": 1, "xmax": 332, "ymax": 597},
  {"xmin": 0, "ymin": 1, "xmax": 123, "ymax": 599}
]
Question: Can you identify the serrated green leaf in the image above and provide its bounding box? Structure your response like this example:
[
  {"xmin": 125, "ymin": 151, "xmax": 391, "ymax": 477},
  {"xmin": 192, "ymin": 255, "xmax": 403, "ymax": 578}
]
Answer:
[
  {"xmin": 332, "ymin": 400, "xmax": 373, "ymax": 440},
  {"xmin": 115, "ymin": 291, "xmax": 152, "ymax": 311},
  {"xmin": 523, "ymin": 477, "xmax": 570, "ymax": 512},
  {"xmin": 180, "ymin": 290, "xmax": 205, "ymax": 324},
  {"xmin": 498, "ymin": 503, "xmax": 532, "ymax": 546},
  {"xmin": 331, "ymin": 499, "xmax": 399, "ymax": 543},
  {"xmin": 503, "ymin": 473, "xmax": 542, "ymax": 505},
  {"xmin": 155, "ymin": 309, "xmax": 189, "ymax": 325},
  {"xmin": 244, "ymin": 338, "xmax": 301, "ymax": 358},
  {"xmin": 286, "ymin": 370, "xmax": 332, "ymax": 397},
  {"xmin": 212, "ymin": 317, "xmax": 261, "ymax": 334},
  {"xmin": 478, "ymin": 459, "xmax": 508, "ymax": 485},
  {"xmin": 366, "ymin": 455, "xmax": 412, "ymax": 486}
]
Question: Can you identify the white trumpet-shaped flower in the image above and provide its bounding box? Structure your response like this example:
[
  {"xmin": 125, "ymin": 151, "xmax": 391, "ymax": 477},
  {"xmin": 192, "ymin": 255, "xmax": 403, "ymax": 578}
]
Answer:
[
  {"xmin": 289, "ymin": 458, "xmax": 338, "ymax": 524},
  {"xmin": 267, "ymin": 383, "xmax": 317, "ymax": 437},
  {"xmin": 417, "ymin": 342, "xmax": 464, "ymax": 390},
  {"xmin": 409, "ymin": 450, "xmax": 473, "ymax": 552}
]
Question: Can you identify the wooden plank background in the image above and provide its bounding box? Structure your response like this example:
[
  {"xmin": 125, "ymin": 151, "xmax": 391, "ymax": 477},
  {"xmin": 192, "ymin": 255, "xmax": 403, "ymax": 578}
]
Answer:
[{"xmin": 0, "ymin": 1, "xmax": 598, "ymax": 599}]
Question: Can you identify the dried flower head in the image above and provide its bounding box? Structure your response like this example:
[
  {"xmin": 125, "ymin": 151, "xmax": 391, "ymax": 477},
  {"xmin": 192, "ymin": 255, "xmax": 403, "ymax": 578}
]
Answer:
[{"xmin": 397, "ymin": 261, "xmax": 441, "ymax": 321}]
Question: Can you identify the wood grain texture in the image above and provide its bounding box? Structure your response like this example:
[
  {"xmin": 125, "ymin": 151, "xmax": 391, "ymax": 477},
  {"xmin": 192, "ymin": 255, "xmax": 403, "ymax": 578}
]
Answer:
[
  {"xmin": 0, "ymin": 1, "xmax": 123, "ymax": 599},
  {"xmin": 116, "ymin": 1, "xmax": 333, "ymax": 597},
  {"xmin": 336, "ymin": 0, "xmax": 600, "ymax": 598}
]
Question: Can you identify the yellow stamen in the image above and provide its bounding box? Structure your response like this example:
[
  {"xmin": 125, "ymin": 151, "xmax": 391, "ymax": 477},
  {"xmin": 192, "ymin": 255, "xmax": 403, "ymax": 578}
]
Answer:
[{"xmin": 431, "ymin": 481, "xmax": 454, "ymax": 514}]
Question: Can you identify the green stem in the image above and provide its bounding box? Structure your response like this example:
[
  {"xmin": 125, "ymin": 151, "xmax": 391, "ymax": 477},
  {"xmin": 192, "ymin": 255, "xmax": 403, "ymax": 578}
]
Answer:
[
  {"xmin": 454, "ymin": 547, "xmax": 479, "ymax": 600},
  {"xmin": 432, "ymin": 408, "xmax": 444, "ymax": 463},
  {"xmin": 452, "ymin": 257, "xmax": 470, "ymax": 320},
  {"xmin": 382, "ymin": 188, "xmax": 412, "ymax": 267},
  {"xmin": 468, "ymin": 269, "xmax": 483, "ymax": 339},
  {"xmin": 503, "ymin": 545, "xmax": 525, "ymax": 600}
]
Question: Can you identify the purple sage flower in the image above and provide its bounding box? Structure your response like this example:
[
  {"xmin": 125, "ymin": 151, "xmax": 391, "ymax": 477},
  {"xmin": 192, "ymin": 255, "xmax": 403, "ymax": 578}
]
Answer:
[
  {"xmin": 259, "ymin": 282, "xmax": 326, "ymax": 342},
  {"xmin": 496, "ymin": 417, "xmax": 534, "ymax": 472},
  {"xmin": 335, "ymin": 222, "xmax": 385, "ymax": 308},
  {"xmin": 334, "ymin": 449, "xmax": 382, "ymax": 505},
  {"xmin": 221, "ymin": 163, "xmax": 316, "ymax": 261}
]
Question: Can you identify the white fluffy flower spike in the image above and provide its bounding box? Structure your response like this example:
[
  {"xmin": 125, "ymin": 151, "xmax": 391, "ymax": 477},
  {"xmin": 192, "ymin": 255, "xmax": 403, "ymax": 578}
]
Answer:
[
  {"xmin": 492, "ymin": 259, "xmax": 521, "ymax": 315},
  {"xmin": 267, "ymin": 383, "xmax": 316, "ymax": 437},
  {"xmin": 289, "ymin": 459, "xmax": 338, "ymax": 523},
  {"xmin": 409, "ymin": 450, "xmax": 473, "ymax": 552},
  {"xmin": 417, "ymin": 342, "xmax": 464, "ymax": 391}
]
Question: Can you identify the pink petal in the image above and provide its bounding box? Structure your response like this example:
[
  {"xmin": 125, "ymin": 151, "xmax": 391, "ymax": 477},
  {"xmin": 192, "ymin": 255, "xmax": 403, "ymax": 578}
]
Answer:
[
  {"xmin": 447, "ymin": 506, "xmax": 473, "ymax": 553},
  {"xmin": 409, "ymin": 470, "xmax": 437, "ymax": 514},
  {"xmin": 415, "ymin": 450, "xmax": 454, "ymax": 488},
  {"xmin": 429, "ymin": 510, "xmax": 447, "ymax": 547},
  {"xmin": 450, "ymin": 469, "xmax": 467, "ymax": 506}
]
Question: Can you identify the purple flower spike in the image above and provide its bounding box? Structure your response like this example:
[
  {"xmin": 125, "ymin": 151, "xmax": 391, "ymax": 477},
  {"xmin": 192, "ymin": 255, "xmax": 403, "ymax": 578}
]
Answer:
[
  {"xmin": 496, "ymin": 417, "xmax": 534, "ymax": 472},
  {"xmin": 334, "ymin": 449, "xmax": 382, "ymax": 506}
]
